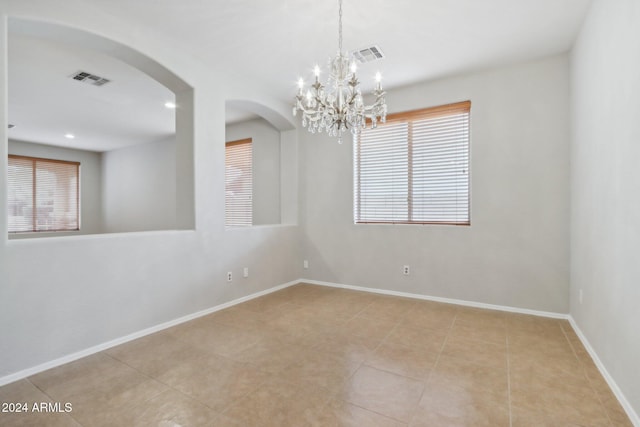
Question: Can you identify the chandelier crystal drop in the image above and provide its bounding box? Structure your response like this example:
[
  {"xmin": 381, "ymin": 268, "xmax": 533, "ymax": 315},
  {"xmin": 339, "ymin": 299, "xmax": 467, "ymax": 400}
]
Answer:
[{"xmin": 293, "ymin": 0, "xmax": 387, "ymax": 143}]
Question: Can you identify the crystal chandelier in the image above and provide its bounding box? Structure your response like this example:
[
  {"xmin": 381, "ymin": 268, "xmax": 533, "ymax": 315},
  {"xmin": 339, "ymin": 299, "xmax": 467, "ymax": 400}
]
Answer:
[{"xmin": 293, "ymin": 0, "xmax": 387, "ymax": 143}]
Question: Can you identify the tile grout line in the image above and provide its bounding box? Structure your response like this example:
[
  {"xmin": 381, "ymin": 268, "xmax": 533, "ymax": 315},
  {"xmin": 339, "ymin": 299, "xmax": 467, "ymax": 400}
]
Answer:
[
  {"xmin": 99, "ymin": 352, "xmax": 203, "ymax": 415},
  {"xmin": 344, "ymin": 296, "xmax": 404, "ymax": 388},
  {"xmin": 358, "ymin": 300, "xmax": 425, "ymax": 373},
  {"xmin": 342, "ymin": 400, "xmax": 410, "ymax": 426},
  {"xmin": 276, "ymin": 289, "xmax": 420, "ymax": 425},
  {"xmin": 25, "ymin": 377, "xmax": 86, "ymax": 427},
  {"xmin": 407, "ymin": 308, "xmax": 457, "ymax": 424},
  {"xmin": 102, "ymin": 345, "xmax": 263, "ymax": 420},
  {"xmin": 430, "ymin": 309, "xmax": 458, "ymax": 374},
  {"xmin": 218, "ymin": 291, "xmax": 386, "ymax": 422},
  {"xmin": 506, "ymin": 332, "xmax": 513, "ymax": 427},
  {"xmin": 228, "ymin": 291, "xmax": 397, "ymax": 423},
  {"xmin": 559, "ymin": 323, "xmax": 615, "ymax": 427},
  {"xmin": 343, "ymin": 297, "xmax": 421, "ymax": 425},
  {"xmin": 345, "ymin": 296, "xmax": 399, "ymax": 354}
]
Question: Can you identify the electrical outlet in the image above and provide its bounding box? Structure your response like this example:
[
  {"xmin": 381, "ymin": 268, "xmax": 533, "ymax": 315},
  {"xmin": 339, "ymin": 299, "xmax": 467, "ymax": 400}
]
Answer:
[
  {"xmin": 579, "ymin": 289, "xmax": 583, "ymax": 304},
  {"xmin": 303, "ymin": 260, "xmax": 309, "ymax": 269},
  {"xmin": 403, "ymin": 265, "xmax": 410, "ymax": 275},
  {"xmin": 227, "ymin": 272, "xmax": 232, "ymax": 282},
  {"xmin": 243, "ymin": 267, "xmax": 249, "ymax": 278}
]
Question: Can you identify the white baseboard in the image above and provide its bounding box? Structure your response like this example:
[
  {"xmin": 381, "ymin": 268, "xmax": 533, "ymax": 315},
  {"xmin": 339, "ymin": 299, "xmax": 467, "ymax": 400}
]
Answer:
[
  {"xmin": 300, "ymin": 278, "xmax": 568, "ymax": 319},
  {"xmin": 568, "ymin": 316, "xmax": 640, "ymax": 426},
  {"xmin": 0, "ymin": 279, "xmax": 299, "ymax": 387}
]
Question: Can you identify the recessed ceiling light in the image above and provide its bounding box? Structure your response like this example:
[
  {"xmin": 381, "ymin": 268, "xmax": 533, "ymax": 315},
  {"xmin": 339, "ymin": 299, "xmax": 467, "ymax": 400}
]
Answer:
[
  {"xmin": 65, "ymin": 133, "xmax": 75, "ymax": 139},
  {"xmin": 164, "ymin": 101, "xmax": 176, "ymax": 109}
]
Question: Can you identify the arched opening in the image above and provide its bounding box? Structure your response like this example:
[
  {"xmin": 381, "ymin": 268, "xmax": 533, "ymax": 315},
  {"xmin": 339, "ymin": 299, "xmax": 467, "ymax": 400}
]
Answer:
[
  {"xmin": 225, "ymin": 100, "xmax": 297, "ymax": 227},
  {"xmin": 6, "ymin": 18, "xmax": 195, "ymax": 236}
]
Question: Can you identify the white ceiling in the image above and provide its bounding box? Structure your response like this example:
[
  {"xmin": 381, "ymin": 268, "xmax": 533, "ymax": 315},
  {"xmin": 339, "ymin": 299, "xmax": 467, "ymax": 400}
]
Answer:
[
  {"xmin": 8, "ymin": 33, "xmax": 176, "ymax": 152},
  {"xmin": 7, "ymin": 0, "xmax": 592, "ymax": 152}
]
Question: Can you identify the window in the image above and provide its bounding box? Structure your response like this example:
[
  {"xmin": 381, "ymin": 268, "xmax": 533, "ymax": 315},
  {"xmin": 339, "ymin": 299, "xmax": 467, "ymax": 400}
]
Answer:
[
  {"xmin": 354, "ymin": 101, "xmax": 470, "ymax": 225},
  {"xmin": 8, "ymin": 155, "xmax": 80, "ymax": 233},
  {"xmin": 225, "ymin": 138, "xmax": 252, "ymax": 227}
]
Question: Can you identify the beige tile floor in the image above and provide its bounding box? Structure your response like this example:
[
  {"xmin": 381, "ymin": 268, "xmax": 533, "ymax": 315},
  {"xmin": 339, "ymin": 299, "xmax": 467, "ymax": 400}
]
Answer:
[{"xmin": 0, "ymin": 284, "xmax": 633, "ymax": 426}]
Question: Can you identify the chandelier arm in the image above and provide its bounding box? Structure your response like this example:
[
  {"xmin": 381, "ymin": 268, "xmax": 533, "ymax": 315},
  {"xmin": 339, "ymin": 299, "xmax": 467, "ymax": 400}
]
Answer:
[
  {"xmin": 295, "ymin": 97, "xmax": 331, "ymax": 120},
  {"xmin": 346, "ymin": 92, "xmax": 358, "ymax": 107}
]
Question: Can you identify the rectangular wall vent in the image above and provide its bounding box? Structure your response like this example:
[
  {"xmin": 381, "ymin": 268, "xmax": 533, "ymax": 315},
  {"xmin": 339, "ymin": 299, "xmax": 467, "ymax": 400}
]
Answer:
[
  {"xmin": 8, "ymin": 124, "xmax": 15, "ymax": 129},
  {"xmin": 352, "ymin": 45, "xmax": 385, "ymax": 64},
  {"xmin": 70, "ymin": 71, "xmax": 111, "ymax": 86}
]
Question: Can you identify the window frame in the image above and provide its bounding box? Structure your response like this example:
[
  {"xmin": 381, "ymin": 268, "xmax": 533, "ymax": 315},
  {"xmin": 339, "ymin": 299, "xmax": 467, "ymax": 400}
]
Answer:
[
  {"xmin": 354, "ymin": 100, "xmax": 471, "ymax": 226},
  {"xmin": 7, "ymin": 154, "xmax": 81, "ymax": 233}
]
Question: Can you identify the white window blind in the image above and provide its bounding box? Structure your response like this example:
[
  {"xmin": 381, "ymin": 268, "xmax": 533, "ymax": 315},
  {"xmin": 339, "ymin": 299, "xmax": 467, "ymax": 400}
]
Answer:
[
  {"xmin": 225, "ymin": 138, "xmax": 253, "ymax": 227},
  {"xmin": 8, "ymin": 155, "xmax": 80, "ymax": 233},
  {"xmin": 355, "ymin": 101, "xmax": 470, "ymax": 225}
]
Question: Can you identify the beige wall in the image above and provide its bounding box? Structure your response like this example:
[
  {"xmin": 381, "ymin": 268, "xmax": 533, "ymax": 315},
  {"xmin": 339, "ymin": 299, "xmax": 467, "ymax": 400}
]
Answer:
[
  {"xmin": 102, "ymin": 136, "xmax": 177, "ymax": 233},
  {"xmin": 300, "ymin": 54, "xmax": 571, "ymax": 313},
  {"xmin": 570, "ymin": 0, "xmax": 640, "ymax": 418}
]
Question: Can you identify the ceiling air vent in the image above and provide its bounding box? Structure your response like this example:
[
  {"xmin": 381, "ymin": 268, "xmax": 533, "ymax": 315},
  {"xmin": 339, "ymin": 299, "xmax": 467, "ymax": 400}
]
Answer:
[
  {"xmin": 70, "ymin": 70, "xmax": 111, "ymax": 86},
  {"xmin": 352, "ymin": 45, "xmax": 385, "ymax": 64}
]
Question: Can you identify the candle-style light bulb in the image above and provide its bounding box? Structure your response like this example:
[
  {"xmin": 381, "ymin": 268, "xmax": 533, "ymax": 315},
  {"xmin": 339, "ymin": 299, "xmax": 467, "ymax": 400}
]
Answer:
[
  {"xmin": 298, "ymin": 78, "xmax": 304, "ymax": 89},
  {"xmin": 375, "ymin": 72, "xmax": 382, "ymax": 90},
  {"xmin": 313, "ymin": 65, "xmax": 320, "ymax": 78},
  {"xmin": 350, "ymin": 61, "xmax": 357, "ymax": 73}
]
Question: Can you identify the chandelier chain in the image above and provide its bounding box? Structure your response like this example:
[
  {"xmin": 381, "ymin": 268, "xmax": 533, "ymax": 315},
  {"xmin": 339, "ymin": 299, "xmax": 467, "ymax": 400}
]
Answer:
[{"xmin": 338, "ymin": 0, "xmax": 343, "ymax": 53}]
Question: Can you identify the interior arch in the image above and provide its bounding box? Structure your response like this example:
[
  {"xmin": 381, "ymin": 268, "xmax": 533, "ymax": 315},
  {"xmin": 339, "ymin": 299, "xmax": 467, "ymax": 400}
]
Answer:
[
  {"xmin": 225, "ymin": 99, "xmax": 298, "ymax": 227},
  {"xmin": 226, "ymin": 99, "xmax": 296, "ymax": 132},
  {"xmin": 6, "ymin": 17, "xmax": 195, "ymax": 234}
]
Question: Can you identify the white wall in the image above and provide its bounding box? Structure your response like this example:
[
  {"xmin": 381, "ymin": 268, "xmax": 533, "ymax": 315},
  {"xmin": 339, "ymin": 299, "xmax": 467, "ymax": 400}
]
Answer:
[
  {"xmin": 226, "ymin": 118, "xmax": 281, "ymax": 225},
  {"xmin": 102, "ymin": 136, "xmax": 176, "ymax": 233},
  {"xmin": 8, "ymin": 139, "xmax": 103, "ymax": 236},
  {"xmin": 0, "ymin": 1, "xmax": 298, "ymax": 380},
  {"xmin": 301, "ymin": 55, "xmax": 570, "ymax": 313},
  {"xmin": 570, "ymin": 0, "xmax": 640, "ymax": 418}
]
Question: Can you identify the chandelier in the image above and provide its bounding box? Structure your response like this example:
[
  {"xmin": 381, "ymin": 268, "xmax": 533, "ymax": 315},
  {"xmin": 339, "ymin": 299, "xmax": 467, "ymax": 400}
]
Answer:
[{"xmin": 293, "ymin": 0, "xmax": 387, "ymax": 143}]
